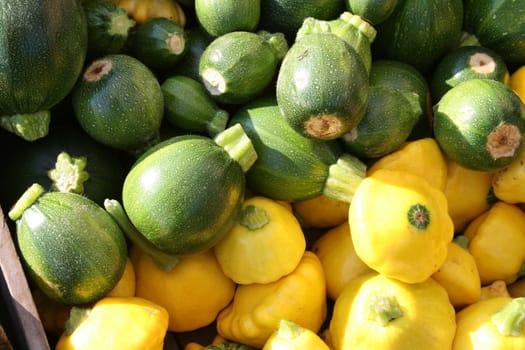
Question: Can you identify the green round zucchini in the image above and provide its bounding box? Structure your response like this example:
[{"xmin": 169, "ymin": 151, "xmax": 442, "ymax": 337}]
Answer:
[{"xmin": 195, "ymin": 0, "xmax": 260, "ymax": 37}]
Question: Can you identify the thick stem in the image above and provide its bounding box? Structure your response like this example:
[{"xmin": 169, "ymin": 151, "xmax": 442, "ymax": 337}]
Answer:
[
  {"xmin": 322, "ymin": 153, "xmax": 367, "ymax": 203},
  {"xmin": 276, "ymin": 319, "xmax": 304, "ymax": 340},
  {"xmin": 367, "ymin": 294, "xmax": 404, "ymax": 326},
  {"xmin": 0, "ymin": 110, "xmax": 50, "ymax": 141},
  {"xmin": 453, "ymin": 234, "xmax": 470, "ymax": 249},
  {"xmin": 8, "ymin": 183, "xmax": 45, "ymax": 221},
  {"xmin": 104, "ymin": 199, "xmax": 179, "ymax": 272},
  {"xmin": 258, "ymin": 30, "xmax": 289, "ymax": 61},
  {"xmin": 64, "ymin": 306, "xmax": 91, "ymax": 336},
  {"xmin": 214, "ymin": 123, "xmax": 258, "ymax": 173},
  {"xmin": 239, "ymin": 205, "xmax": 269, "ymax": 230},
  {"xmin": 48, "ymin": 152, "xmax": 90, "ymax": 194},
  {"xmin": 491, "ymin": 297, "xmax": 525, "ymax": 337}
]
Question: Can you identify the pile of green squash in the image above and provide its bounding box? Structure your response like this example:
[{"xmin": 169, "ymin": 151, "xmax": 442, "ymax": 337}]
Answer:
[{"xmin": 0, "ymin": 0, "xmax": 524, "ymax": 349}]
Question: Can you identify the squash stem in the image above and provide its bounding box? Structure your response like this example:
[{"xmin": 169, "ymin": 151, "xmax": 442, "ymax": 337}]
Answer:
[
  {"xmin": 0, "ymin": 110, "xmax": 50, "ymax": 141},
  {"xmin": 48, "ymin": 152, "xmax": 90, "ymax": 195},
  {"xmin": 8, "ymin": 183, "xmax": 45, "ymax": 221},
  {"xmin": 239, "ymin": 205, "xmax": 269, "ymax": 230},
  {"xmin": 206, "ymin": 110, "xmax": 229, "ymax": 137},
  {"xmin": 64, "ymin": 306, "xmax": 91, "ymax": 336},
  {"xmin": 258, "ymin": 30, "xmax": 289, "ymax": 61},
  {"xmin": 214, "ymin": 123, "xmax": 258, "ymax": 173},
  {"xmin": 104, "ymin": 199, "xmax": 179, "ymax": 272},
  {"xmin": 322, "ymin": 153, "xmax": 367, "ymax": 203},
  {"xmin": 491, "ymin": 297, "xmax": 525, "ymax": 336},
  {"xmin": 276, "ymin": 319, "xmax": 304, "ymax": 340},
  {"xmin": 368, "ymin": 294, "xmax": 404, "ymax": 326}
]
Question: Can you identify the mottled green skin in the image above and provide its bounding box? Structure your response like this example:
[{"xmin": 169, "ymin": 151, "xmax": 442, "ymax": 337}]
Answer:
[
  {"xmin": 347, "ymin": 0, "xmax": 399, "ymax": 25},
  {"xmin": 72, "ymin": 54, "xmax": 164, "ymax": 154},
  {"xmin": 464, "ymin": 0, "xmax": 525, "ymax": 68},
  {"xmin": 342, "ymin": 86, "xmax": 420, "ymax": 159},
  {"xmin": 229, "ymin": 96, "xmax": 342, "ymax": 201},
  {"xmin": 0, "ymin": 0, "xmax": 87, "ymax": 115},
  {"xmin": 372, "ymin": 0, "xmax": 463, "ymax": 72},
  {"xmin": 199, "ymin": 31, "xmax": 282, "ymax": 105},
  {"xmin": 431, "ymin": 45, "xmax": 509, "ymax": 102},
  {"xmin": 122, "ymin": 135, "xmax": 245, "ymax": 255},
  {"xmin": 433, "ymin": 79, "xmax": 525, "ymax": 172},
  {"xmin": 195, "ymin": 0, "xmax": 260, "ymax": 37},
  {"xmin": 276, "ymin": 32, "xmax": 369, "ymax": 140},
  {"xmin": 16, "ymin": 192, "xmax": 127, "ymax": 305}
]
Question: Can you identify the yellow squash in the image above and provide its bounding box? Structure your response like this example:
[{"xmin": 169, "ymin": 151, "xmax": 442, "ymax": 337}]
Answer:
[
  {"xmin": 262, "ymin": 319, "xmax": 330, "ymax": 350},
  {"xmin": 132, "ymin": 246, "xmax": 236, "ymax": 332},
  {"xmin": 367, "ymin": 137, "xmax": 448, "ymax": 191},
  {"xmin": 431, "ymin": 240, "xmax": 481, "ymax": 307},
  {"xmin": 106, "ymin": 257, "xmax": 136, "ymax": 298},
  {"xmin": 492, "ymin": 148, "xmax": 525, "ymax": 204},
  {"xmin": 292, "ymin": 194, "xmax": 349, "ymax": 228},
  {"xmin": 443, "ymin": 157, "xmax": 494, "ymax": 232},
  {"xmin": 329, "ymin": 272, "xmax": 456, "ymax": 350},
  {"xmin": 464, "ymin": 201, "xmax": 525, "ymax": 285},
  {"xmin": 349, "ymin": 168, "xmax": 454, "ymax": 283},
  {"xmin": 55, "ymin": 296, "xmax": 169, "ymax": 350},
  {"xmin": 312, "ymin": 221, "xmax": 373, "ymax": 300},
  {"xmin": 216, "ymin": 251, "xmax": 327, "ymax": 349},
  {"xmin": 453, "ymin": 297, "xmax": 525, "ymax": 349},
  {"xmin": 214, "ymin": 196, "xmax": 306, "ymax": 284},
  {"xmin": 113, "ymin": 0, "xmax": 186, "ymax": 25},
  {"xmin": 509, "ymin": 65, "xmax": 525, "ymax": 103}
]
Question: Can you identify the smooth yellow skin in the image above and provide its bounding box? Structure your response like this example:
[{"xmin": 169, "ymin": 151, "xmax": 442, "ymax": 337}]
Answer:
[
  {"xmin": 443, "ymin": 157, "xmax": 494, "ymax": 232},
  {"xmin": 432, "ymin": 241, "xmax": 481, "ymax": 307},
  {"xmin": 329, "ymin": 273, "xmax": 456, "ymax": 350},
  {"xmin": 493, "ymin": 148, "xmax": 525, "ymax": 204},
  {"xmin": 214, "ymin": 196, "xmax": 306, "ymax": 284},
  {"xmin": 453, "ymin": 297, "xmax": 525, "ymax": 350},
  {"xmin": 114, "ymin": 0, "xmax": 186, "ymax": 25},
  {"xmin": 349, "ymin": 168, "xmax": 454, "ymax": 283},
  {"xmin": 263, "ymin": 319, "xmax": 330, "ymax": 350},
  {"xmin": 216, "ymin": 251, "xmax": 327, "ymax": 349},
  {"xmin": 509, "ymin": 65, "xmax": 525, "ymax": 103},
  {"xmin": 132, "ymin": 246, "xmax": 236, "ymax": 332},
  {"xmin": 464, "ymin": 201, "xmax": 525, "ymax": 285},
  {"xmin": 106, "ymin": 257, "xmax": 136, "ymax": 298},
  {"xmin": 367, "ymin": 137, "xmax": 448, "ymax": 191},
  {"xmin": 293, "ymin": 194, "xmax": 349, "ymax": 228},
  {"xmin": 55, "ymin": 297, "xmax": 169, "ymax": 350},
  {"xmin": 312, "ymin": 221, "xmax": 373, "ymax": 300}
]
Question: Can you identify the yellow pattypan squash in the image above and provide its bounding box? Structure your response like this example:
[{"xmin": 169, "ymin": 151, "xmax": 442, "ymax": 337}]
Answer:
[
  {"xmin": 432, "ymin": 239, "xmax": 481, "ymax": 307},
  {"xmin": 443, "ymin": 157, "xmax": 495, "ymax": 232},
  {"xmin": 112, "ymin": 0, "xmax": 186, "ymax": 25},
  {"xmin": 293, "ymin": 193, "xmax": 349, "ymax": 228},
  {"xmin": 106, "ymin": 257, "xmax": 136, "ymax": 298},
  {"xmin": 367, "ymin": 137, "xmax": 448, "ymax": 191},
  {"xmin": 132, "ymin": 245, "xmax": 236, "ymax": 332},
  {"xmin": 214, "ymin": 196, "xmax": 306, "ymax": 285},
  {"xmin": 216, "ymin": 251, "xmax": 327, "ymax": 349},
  {"xmin": 492, "ymin": 148, "xmax": 525, "ymax": 204},
  {"xmin": 349, "ymin": 168, "xmax": 454, "ymax": 283},
  {"xmin": 453, "ymin": 297, "xmax": 525, "ymax": 350},
  {"xmin": 312, "ymin": 221, "xmax": 373, "ymax": 300},
  {"xmin": 55, "ymin": 296, "xmax": 169, "ymax": 350},
  {"xmin": 463, "ymin": 201, "xmax": 525, "ymax": 285},
  {"xmin": 509, "ymin": 65, "xmax": 525, "ymax": 103},
  {"xmin": 262, "ymin": 319, "xmax": 330, "ymax": 350},
  {"xmin": 329, "ymin": 272, "xmax": 456, "ymax": 350},
  {"xmin": 479, "ymin": 280, "xmax": 511, "ymax": 301}
]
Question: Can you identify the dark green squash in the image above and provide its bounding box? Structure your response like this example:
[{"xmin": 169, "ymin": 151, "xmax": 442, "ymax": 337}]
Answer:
[
  {"xmin": 121, "ymin": 124, "xmax": 258, "ymax": 255},
  {"xmin": 463, "ymin": 0, "xmax": 525, "ymax": 68},
  {"xmin": 372, "ymin": 0, "xmax": 463, "ymax": 72},
  {"xmin": 9, "ymin": 184, "xmax": 128, "ymax": 305},
  {"xmin": 195, "ymin": 0, "xmax": 260, "ymax": 37},
  {"xmin": 346, "ymin": 0, "xmax": 399, "ymax": 25},
  {"xmin": 433, "ymin": 79, "xmax": 525, "ymax": 172},
  {"xmin": 276, "ymin": 32, "xmax": 369, "ymax": 140},
  {"xmin": 72, "ymin": 54, "xmax": 164, "ymax": 156},
  {"xmin": 0, "ymin": 0, "xmax": 88, "ymax": 141}
]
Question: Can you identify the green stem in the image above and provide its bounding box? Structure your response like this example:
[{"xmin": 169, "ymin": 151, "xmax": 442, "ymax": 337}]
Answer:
[
  {"xmin": 206, "ymin": 109, "xmax": 229, "ymax": 137},
  {"xmin": 214, "ymin": 123, "xmax": 258, "ymax": 173},
  {"xmin": 48, "ymin": 152, "xmax": 90, "ymax": 194},
  {"xmin": 322, "ymin": 153, "xmax": 367, "ymax": 203},
  {"xmin": 453, "ymin": 234, "xmax": 470, "ymax": 249},
  {"xmin": 277, "ymin": 319, "xmax": 304, "ymax": 340},
  {"xmin": 0, "ymin": 110, "xmax": 50, "ymax": 141},
  {"xmin": 491, "ymin": 297, "xmax": 525, "ymax": 337},
  {"xmin": 239, "ymin": 205, "xmax": 269, "ymax": 230},
  {"xmin": 258, "ymin": 30, "xmax": 289, "ymax": 61},
  {"xmin": 104, "ymin": 199, "xmax": 179, "ymax": 272},
  {"xmin": 8, "ymin": 183, "xmax": 45, "ymax": 221},
  {"xmin": 64, "ymin": 306, "xmax": 91, "ymax": 336},
  {"xmin": 367, "ymin": 294, "xmax": 404, "ymax": 326}
]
